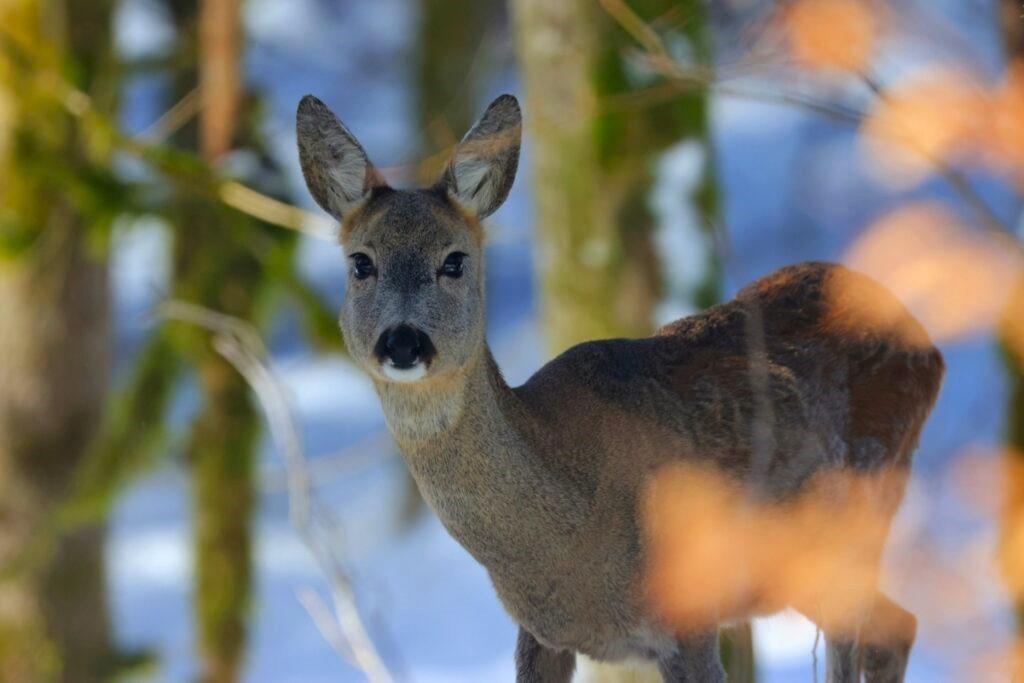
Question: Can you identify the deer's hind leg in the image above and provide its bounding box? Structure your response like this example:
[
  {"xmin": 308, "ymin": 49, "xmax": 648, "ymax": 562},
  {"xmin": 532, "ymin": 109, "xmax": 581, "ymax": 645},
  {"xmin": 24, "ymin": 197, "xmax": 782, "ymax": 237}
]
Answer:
[
  {"xmin": 860, "ymin": 592, "xmax": 916, "ymax": 683},
  {"xmin": 515, "ymin": 628, "xmax": 575, "ymax": 683},
  {"xmin": 807, "ymin": 590, "xmax": 916, "ymax": 683},
  {"xmin": 656, "ymin": 631, "xmax": 725, "ymax": 683},
  {"xmin": 825, "ymin": 637, "xmax": 862, "ymax": 683}
]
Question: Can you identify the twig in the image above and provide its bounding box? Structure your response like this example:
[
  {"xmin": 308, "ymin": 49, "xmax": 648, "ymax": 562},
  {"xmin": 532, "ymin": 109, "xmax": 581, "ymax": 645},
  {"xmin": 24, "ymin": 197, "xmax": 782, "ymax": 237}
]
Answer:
[
  {"xmin": 297, "ymin": 586, "xmax": 357, "ymax": 662},
  {"xmin": 598, "ymin": 0, "xmax": 669, "ymax": 58},
  {"xmin": 812, "ymin": 625, "xmax": 821, "ymax": 683},
  {"xmin": 158, "ymin": 301, "xmax": 395, "ymax": 683},
  {"xmin": 854, "ymin": 68, "xmax": 1012, "ymax": 236},
  {"xmin": 220, "ymin": 181, "xmax": 337, "ymax": 240},
  {"xmin": 0, "ymin": 27, "xmax": 336, "ymax": 241},
  {"xmin": 597, "ymin": 0, "xmax": 1016, "ymax": 238},
  {"xmin": 259, "ymin": 429, "xmax": 395, "ymax": 493},
  {"xmin": 138, "ymin": 86, "xmax": 203, "ymax": 142}
]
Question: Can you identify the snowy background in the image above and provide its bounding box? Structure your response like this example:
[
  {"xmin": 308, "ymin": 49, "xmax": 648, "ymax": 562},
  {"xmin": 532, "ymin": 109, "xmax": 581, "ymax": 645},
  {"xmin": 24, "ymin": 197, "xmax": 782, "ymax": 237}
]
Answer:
[{"xmin": 106, "ymin": 0, "xmax": 1023, "ymax": 680}]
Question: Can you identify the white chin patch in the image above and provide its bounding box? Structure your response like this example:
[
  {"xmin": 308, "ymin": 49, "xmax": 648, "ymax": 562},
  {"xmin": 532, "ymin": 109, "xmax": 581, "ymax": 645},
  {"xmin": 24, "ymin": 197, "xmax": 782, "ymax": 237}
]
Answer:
[{"xmin": 381, "ymin": 361, "xmax": 428, "ymax": 383}]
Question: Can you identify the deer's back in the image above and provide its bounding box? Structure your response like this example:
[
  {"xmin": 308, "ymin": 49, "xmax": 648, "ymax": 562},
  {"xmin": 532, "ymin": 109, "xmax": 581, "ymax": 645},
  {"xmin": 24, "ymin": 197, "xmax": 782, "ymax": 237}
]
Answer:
[
  {"xmin": 493, "ymin": 263, "xmax": 943, "ymax": 657},
  {"xmin": 515, "ymin": 262, "xmax": 944, "ymax": 500}
]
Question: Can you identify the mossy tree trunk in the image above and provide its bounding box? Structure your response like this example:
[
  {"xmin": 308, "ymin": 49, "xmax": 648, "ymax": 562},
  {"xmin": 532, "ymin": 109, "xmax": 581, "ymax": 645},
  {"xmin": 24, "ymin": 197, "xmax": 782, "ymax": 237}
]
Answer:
[
  {"xmin": 414, "ymin": 0, "xmax": 494, "ymax": 182},
  {"xmin": 0, "ymin": 0, "xmax": 117, "ymax": 680},
  {"xmin": 510, "ymin": 0, "xmax": 752, "ymax": 680},
  {"xmin": 162, "ymin": 0, "xmax": 265, "ymax": 679}
]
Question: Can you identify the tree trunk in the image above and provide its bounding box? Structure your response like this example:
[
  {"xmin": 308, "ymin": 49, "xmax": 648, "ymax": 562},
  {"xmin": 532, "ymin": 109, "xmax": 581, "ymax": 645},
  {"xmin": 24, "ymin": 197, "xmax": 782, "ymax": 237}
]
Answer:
[
  {"xmin": 510, "ymin": 0, "xmax": 751, "ymax": 680},
  {"xmin": 510, "ymin": 0, "xmax": 614, "ymax": 355},
  {"xmin": 0, "ymin": 1, "xmax": 116, "ymax": 680},
  {"xmin": 414, "ymin": 0, "xmax": 493, "ymax": 182},
  {"xmin": 0, "ymin": 232, "xmax": 112, "ymax": 682},
  {"xmin": 177, "ymin": 1, "xmax": 259, "ymax": 680}
]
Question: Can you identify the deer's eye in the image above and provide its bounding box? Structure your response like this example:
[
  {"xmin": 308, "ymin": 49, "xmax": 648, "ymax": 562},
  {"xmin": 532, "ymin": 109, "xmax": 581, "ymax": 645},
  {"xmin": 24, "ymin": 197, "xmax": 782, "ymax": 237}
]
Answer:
[
  {"xmin": 350, "ymin": 253, "xmax": 376, "ymax": 280},
  {"xmin": 440, "ymin": 252, "xmax": 466, "ymax": 279}
]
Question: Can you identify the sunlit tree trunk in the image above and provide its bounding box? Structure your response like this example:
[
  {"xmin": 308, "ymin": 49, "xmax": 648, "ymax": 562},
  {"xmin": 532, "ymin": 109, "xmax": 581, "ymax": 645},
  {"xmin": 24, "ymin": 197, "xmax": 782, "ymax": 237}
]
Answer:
[
  {"xmin": 510, "ymin": 0, "xmax": 752, "ymax": 680},
  {"xmin": 510, "ymin": 0, "xmax": 615, "ymax": 354},
  {"xmin": 0, "ymin": 0, "xmax": 116, "ymax": 680}
]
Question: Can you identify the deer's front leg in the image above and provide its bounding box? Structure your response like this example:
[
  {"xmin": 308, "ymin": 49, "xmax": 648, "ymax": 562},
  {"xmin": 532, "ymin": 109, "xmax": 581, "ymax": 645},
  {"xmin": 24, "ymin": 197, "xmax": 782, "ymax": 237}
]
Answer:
[
  {"xmin": 657, "ymin": 631, "xmax": 726, "ymax": 683},
  {"xmin": 515, "ymin": 628, "xmax": 575, "ymax": 683}
]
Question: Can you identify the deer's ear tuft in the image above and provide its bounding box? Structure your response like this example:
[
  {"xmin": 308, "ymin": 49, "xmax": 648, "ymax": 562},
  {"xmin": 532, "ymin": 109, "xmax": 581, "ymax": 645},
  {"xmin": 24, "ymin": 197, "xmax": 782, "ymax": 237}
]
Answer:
[
  {"xmin": 443, "ymin": 94, "xmax": 521, "ymax": 219},
  {"xmin": 296, "ymin": 95, "xmax": 386, "ymax": 220}
]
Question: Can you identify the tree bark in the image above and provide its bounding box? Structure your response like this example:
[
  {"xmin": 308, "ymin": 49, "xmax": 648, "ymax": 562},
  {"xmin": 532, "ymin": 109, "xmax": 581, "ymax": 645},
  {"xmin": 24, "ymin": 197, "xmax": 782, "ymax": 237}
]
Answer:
[
  {"xmin": 172, "ymin": 1, "xmax": 259, "ymax": 680},
  {"xmin": 0, "ymin": 1, "xmax": 116, "ymax": 678}
]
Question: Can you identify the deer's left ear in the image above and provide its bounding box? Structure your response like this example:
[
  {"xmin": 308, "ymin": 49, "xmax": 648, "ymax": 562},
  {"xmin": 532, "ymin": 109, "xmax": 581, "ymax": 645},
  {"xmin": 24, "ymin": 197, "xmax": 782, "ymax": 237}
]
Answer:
[
  {"xmin": 296, "ymin": 95, "xmax": 387, "ymax": 220},
  {"xmin": 442, "ymin": 94, "xmax": 521, "ymax": 219}
]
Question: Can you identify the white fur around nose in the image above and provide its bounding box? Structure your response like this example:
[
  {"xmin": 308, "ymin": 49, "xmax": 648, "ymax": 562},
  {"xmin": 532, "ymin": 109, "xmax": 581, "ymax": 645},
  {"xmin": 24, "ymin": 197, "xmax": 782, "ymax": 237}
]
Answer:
[{"xmin": 382, "ymin": 361, "xmax": 428, "ymax": 383}]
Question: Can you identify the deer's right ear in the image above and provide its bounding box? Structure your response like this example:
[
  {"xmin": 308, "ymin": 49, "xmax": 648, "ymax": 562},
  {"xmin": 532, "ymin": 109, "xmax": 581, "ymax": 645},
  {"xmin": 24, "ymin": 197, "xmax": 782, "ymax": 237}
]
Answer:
[
  {"xmin": 443, "ymin": 94, "xmax": 521, "ymax": 219},
  {"xmin": 296, "ymin": 95, "xmax": 386, "ymax": 220}
]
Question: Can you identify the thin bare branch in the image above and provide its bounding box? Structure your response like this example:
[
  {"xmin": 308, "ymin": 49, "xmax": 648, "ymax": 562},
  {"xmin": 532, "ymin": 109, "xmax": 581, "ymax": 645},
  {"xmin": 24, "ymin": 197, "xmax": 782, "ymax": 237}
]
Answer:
[
  {"xmin": 855, "ymin": 68, "xmax": 1012, "ymax": 236},
  {"xmin": 297, "ymin": 587, "xmax": 357, "ymax": 662},
  {"xmin": 598, "ymin": 0, "xmax": 668, "ymax": 58},
  {"xmin": 596, "ymin": 1, "xmax": 1016, "ymax": 238},
  {"xmin": 137, "ymin": 86, "xmax": 202, "ymax": 143},
  {"xmin": 259, "ymin": 429, "xmax": 395, "ymax": 493},
  {"xmin": 220, "ymin": 182, "xmax": 337, "ymax": 240},
  {"xmin": 158, "ymin": 301, "xmax": 395, "ymax": 683}
]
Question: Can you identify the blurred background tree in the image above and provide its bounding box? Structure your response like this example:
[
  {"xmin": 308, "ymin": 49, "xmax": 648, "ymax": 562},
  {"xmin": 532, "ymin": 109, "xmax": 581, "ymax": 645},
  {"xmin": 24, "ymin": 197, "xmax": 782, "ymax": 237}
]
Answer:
[
  {"xmin": 97, "ymin": 0, "xmax": 336, "ymax": 678},
  {"xmin": 1, "ymin": 0, "xmax": 338, "ymax": 681},
  {"xmin": 0, "ymin": 1, "xmax": 122, "ymax": 680}
]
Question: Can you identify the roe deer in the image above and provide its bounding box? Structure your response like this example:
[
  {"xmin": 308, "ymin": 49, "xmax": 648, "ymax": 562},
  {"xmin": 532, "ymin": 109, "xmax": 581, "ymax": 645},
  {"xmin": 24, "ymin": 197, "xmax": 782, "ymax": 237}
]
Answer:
[{"xmin": 296, "ymin": 93, "xmax": 944, "ymax": 683}]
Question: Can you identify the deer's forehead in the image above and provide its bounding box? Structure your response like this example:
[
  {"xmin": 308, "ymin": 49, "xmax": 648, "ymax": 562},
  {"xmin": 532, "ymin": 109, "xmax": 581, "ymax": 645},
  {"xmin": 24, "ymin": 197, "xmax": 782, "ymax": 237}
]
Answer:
[{"xmin": 343, "ymin": 190, "xmax": 478, "ymax": 251}]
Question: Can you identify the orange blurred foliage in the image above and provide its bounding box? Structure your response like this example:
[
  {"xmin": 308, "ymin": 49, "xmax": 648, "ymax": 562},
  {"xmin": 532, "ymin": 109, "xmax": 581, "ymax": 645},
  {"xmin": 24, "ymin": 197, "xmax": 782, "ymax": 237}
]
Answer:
[
  {"xmin": 995, "ymin": 449, "xmax": 1024, "ymax": 603},
  {"xmin": 943, "ymin": 445, "xmax": 1024, "ymax": 680},
  {"xmin": 642, "ymin": 462, "xmax": 901, "ymax": 636},
  {"xmin": 983, "ymin": 60, "xmax": 1024, "ymax": 188},
  {"xmin": 860, "ymin": 67, "xmax": 988, "ymax": 187},
  {"xmin": 840, "ymin": 203, "xmax": 1024, "ymax": 344},
  {"xmin": 1001, "ymin": 275, "xmax": 1024, "ymax": 367},
  {"xmin": 784, "ymin": 0, "xmax": 876, "ymax": 72},
  {"xmin": 859, "ymin": 60, "xmax": 1024, "ymax": 189}
]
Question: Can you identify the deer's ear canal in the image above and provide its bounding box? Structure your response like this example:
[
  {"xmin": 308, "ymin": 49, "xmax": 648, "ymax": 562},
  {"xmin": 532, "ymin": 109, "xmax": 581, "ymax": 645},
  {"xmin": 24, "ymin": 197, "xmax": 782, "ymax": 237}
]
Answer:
[
  {"xmin": 296, "ymin": 95, "xmax": 389, "ymax": 220},
  {"xmin": 442, "ymin": 94, "xmax": 522, "ymax": 220}
]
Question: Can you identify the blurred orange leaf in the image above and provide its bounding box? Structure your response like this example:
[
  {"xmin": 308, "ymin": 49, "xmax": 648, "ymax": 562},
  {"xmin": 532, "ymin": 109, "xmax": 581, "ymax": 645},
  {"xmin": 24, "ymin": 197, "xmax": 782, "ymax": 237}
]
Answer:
[
  {"xmin": 841, "ymin": 203, "xmax": 1023, "ymax": 343},
  {"xmin": 784, "ymin": 0, "xmax": 876, "ymax": 72},
  {"xmin": 642, "ymin": 463, "xmax": 897, "ymax": 635},
  {"xmin": 995, "ymin": 449, "xmax": 1024, "ymax": 600},
  {"xmin": 982, "ymin": 60, "xmax": 1024, "ymax": 188},
  {"xmin": 861, "ymin": 68, "xmax": 988, "ymax": 187}
]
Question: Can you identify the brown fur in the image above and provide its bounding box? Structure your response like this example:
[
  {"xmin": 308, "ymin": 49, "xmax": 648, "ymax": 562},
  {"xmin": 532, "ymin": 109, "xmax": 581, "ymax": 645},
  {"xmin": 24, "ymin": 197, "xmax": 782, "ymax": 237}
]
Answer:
[{"xmin": 296, "ymin": 93, "xmax": 944, "ymax": 683}]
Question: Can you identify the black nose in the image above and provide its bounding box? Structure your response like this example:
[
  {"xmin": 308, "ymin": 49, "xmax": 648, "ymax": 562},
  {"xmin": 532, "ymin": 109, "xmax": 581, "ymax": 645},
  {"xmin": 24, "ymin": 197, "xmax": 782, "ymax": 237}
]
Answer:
[{"xmin": 375, "ymin": 324, "xmax": 436, "ymax": 368}]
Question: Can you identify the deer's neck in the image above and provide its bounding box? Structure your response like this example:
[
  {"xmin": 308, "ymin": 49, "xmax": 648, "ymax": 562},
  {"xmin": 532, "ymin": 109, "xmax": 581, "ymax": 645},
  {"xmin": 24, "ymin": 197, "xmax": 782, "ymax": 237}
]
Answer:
[
  {"xmin": 375, "ymin": 347, "xmax": 508, "ymax": 449},
  {"xmin": 374, "ymin": 347, "xmax": 586, "ymax": 566}
]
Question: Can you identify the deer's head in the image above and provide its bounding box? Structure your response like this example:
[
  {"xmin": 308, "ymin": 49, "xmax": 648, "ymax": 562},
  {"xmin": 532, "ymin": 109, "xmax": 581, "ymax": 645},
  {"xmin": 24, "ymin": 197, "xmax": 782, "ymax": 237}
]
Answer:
[{"xmin": 297, "ymin": 94, "xmax": 521, "ymax": 384}]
